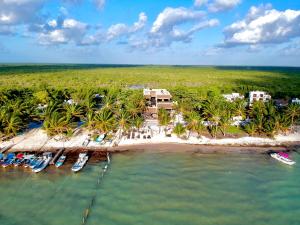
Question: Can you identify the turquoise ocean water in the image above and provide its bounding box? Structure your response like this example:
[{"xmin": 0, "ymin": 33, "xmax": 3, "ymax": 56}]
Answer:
[{"xmin": 0, "ymin": 150, "xmax": 300, "ymax": 225}]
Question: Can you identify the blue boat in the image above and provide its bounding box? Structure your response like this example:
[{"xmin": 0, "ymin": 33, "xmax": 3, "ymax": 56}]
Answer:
[
  {"xmin": 55, "ymin": 155, "xmax": 66, "ymax": 168},
  {"xmin": 32, "ymin": 153, "xmax": 52, "ymax": 173},
  {"xmin": 2, "ymin": 153, "xmax": 15, "ymax": 168}
]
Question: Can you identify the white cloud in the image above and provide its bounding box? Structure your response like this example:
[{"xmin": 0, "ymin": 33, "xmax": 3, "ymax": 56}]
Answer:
[
  {"xmin": 194, "ymin": 0, "xmax": 241, "ymax": 12},
  {"xmin": 129, "ymin": 7, "xmax": 219, "ymax": 50},
  {"xmin": 38, "ymin": 18, "xmax": 89, "ymax": 45},
  {"xmin": 208, "ymin": 0, "xmax": 241, "ymax": 12},
  {"xmin": 222, "ymin": 4, "xmax": 300, "ymax": 47},
  {"xmin": 106, "ymin": 12, "xmax": 147, "ymax": 41}
]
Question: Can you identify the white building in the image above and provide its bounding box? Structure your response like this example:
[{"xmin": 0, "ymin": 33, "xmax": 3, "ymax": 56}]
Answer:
[
  {"xmin": 292, "ymin": 98, "xmax": 300, "ymax": 104},
  {"xmin": 249, "ymin": 91, "xmax": 271, "ymax": 105},
  {"xmin": 222, "ymin": 93, "xmax": 244, "ymax": 102}
]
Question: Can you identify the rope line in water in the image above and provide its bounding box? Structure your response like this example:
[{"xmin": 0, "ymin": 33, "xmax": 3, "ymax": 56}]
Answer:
[{"xmin": 81, "ymin": 153, "xmax": 111, "ymax": 225}]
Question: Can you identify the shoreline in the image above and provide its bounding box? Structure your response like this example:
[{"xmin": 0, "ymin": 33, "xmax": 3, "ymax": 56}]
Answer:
[{"xmin": 1, "ymin": 128, "xmax": 299, "ymax": 154}]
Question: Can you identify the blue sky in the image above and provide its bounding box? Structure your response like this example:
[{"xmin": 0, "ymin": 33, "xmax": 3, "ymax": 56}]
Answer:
[{"xmin": 0, "ymin": 0, "xmax": 300, "ymax": 66}]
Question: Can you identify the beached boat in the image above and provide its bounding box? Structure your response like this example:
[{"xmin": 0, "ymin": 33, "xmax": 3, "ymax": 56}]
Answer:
[
  {"xmin": 71, "ymin": 153, "xmax": 89, "ymax": 172},
  {"xmin": 96, "ymin": 133, "xmax": 106, "ymax": 143},
  {"xmin": 14, "ymin": 153, "xmax": 24, "ymax": 167},
  {"xmin": 32, "ymin": 152, "xmax": 52, "ymax": 173},
  {"xmin": 1, "ymin": 153, "xmax": 15, "ymax": 168},
  {"xmin": 55, "ymin": 155, "xmax": 66, "ymax": 168},
  {"xmin": 23, "ymin": 155, "xmax": 35, "ymax": 168},
  {"xmin": 29, "ymin": 157, "xmax": 42, "ymax": 169},
  {"xmin": 270, "ymin": 152, "xmax": 296, "ymax": 166}
]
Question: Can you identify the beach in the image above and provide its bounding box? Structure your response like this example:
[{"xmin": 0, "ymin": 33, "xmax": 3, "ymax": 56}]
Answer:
[{"xmin": 1, "ymin": 127, "xmax": 299, "ymax": 154}]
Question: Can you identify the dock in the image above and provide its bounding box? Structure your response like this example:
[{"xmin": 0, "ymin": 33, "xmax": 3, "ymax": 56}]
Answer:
[{"xmin": 50, "ymin": 147, "xmax": 65, "ymax": 165}]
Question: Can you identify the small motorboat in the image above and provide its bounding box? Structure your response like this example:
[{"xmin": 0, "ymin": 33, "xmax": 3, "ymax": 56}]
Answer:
[
  {"xmin": 1, "ymin": 153, "xmax": 15, "ymax": 168},
  {"xmin": 71, "ymin": 153, "xmax": 89, "ymax": 172},
  {"xmin": 14, "ymin": 153, "xmax": 25, "ymax": 167},
  {"xmin": 96, "ymin": 133, "xmax": 106, "ymax": 143},
  {"xmin": 0, "ymin": 153, "xmax": 4, "ymax": 163},
  {"xmin": 32, "ymin": 152, "xmax": 52, "ymax": 173},
  {"xmin": 23, "ymin": 155, "xmax": 35, "ymax": 168},
  {"xmin": 55, "ymin": 155, "xmax": 66, "ymax": 168},
  {"xmin": 270, "ymin": 152, "xmax": 296, "ymax": 166},
  {"xmin": 29, "ymin": 157, "xmax": 42, "ymax": 169}
]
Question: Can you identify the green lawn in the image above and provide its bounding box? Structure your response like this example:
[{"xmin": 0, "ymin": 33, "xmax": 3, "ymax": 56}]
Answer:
[{"xmin": 1, "ymin": 65, "xmax": 300, "ymax": 97}]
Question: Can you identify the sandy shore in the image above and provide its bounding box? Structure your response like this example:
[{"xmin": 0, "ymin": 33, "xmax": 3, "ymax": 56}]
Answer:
[{"xmin": 0, "ymin": 128, "xmax": 299, "ymax": 154}]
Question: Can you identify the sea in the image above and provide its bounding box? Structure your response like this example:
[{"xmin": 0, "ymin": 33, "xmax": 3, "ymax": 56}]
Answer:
[{"xmin": 0, "ymin": 150, "xmax": 300, "ymax": 225}]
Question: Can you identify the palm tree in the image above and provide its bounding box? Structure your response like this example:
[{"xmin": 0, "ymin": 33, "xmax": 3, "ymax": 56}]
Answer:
[
  {"xmin": 219, "ymin": 111, "xmax": 232, "ymax": 137},
  {"xmin": 285, "ymin": 104, "xmax": 300, "ymax": 126},
  {"xmin": 158, "ymin": 108, "xmax": 171, "ymax": 133},
  {"xmin": 3, "ymin": 112, "xmax": 23, "ymax": 136},
  {"xmin": 117, "ymin": 110, "xmax": 131, "ymax": 134},
  {"xmin": 173, "ymin": 123, "xmax": 186, "ymax": 138},
  {"xmin": 43, "ymin": 111, "xmax": 73, "ymax": 136},
  {"xmin": 64, "ymin": 103, "xmax": 83, "ymax": 121},
  {"xmin": 185, "ymin": 111, "xmax": 201, "ymax": 138},
  {"xmin": 94, "ymin": 109, "xmax": 115, "ymax": 133},
  {"xmin": 132, "ymin": 116, "xmax": 144, "ymax": 131},
  {"xmin": 244, "ymin": 122, "xmax": 256, "ymax": 136}
]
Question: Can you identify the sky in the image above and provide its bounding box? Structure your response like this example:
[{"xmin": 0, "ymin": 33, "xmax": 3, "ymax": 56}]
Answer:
[{"xmin": 0, "ymin": 0, "xmax": 300, "ymax": 66}]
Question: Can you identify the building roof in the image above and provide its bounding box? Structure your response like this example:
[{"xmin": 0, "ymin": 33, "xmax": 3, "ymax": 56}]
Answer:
[{"xmin": 143, "ymin": 89, "xmax": 171, "ymax": 96}]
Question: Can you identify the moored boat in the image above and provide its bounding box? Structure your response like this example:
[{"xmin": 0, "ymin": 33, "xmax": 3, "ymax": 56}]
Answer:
[
  {"xmin": 55, "ymin": 155, "xmax": 66, "ymax": 168},
  {"xmin": 270, "ymin": 152, "xmax": 296, "ymax": 166},
  {"xmin": 71, "ymin": 153, "xmax": 89, "ymax": 172},
  {"xmin": 14, "ymin": 153, "xmax": 24, "ymax": 167},
  {"xmin": 23, "ymin": 155, "xmax": 35, "ymax": 168},
  {"xmin": 32, "ymin": 152, "xmax": 52, "ymax": 173},
  {"xmin": 1, "ymin": 153, "xmax": 15, "ymax": 168}
]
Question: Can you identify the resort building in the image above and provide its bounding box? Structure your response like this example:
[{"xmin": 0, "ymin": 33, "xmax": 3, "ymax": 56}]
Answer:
[
  {"xmin": 222, "ymin": 93, "xmax": 244, "ymax": 102},
  {"xmin": 249, "ymin": 91, "xmax": 271, "ymax": 105},
  {"xmin": 292, "ymin": 98, "xmax": 300, "ymax": 104},
  {"xmin": 143, "ymin": 89, "xmax": 173, "ymax": 118}
]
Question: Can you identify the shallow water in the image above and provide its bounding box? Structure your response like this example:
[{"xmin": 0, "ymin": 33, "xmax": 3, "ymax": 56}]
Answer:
[{"xmin": 0, "ymin": 150, "xmax": 300, "ymax": 225}]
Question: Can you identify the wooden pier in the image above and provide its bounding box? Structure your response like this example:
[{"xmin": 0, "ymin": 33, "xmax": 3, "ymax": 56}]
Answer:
[{"xmin": 50, "ymin": 147, "xmax": 65, "ymax": 165}]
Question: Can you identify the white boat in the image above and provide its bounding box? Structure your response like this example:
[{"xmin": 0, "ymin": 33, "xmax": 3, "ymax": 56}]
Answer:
[
  {"xmin": 270, "ymin": 152, "xmax": 296, "ymax": 166},
  {"xmin": 71, "ymin": 153, "xmax": 89, "ymax": 172},
  {"xmin": 32, "ymin": 152, "xmax": 52, "ymax": 173}
]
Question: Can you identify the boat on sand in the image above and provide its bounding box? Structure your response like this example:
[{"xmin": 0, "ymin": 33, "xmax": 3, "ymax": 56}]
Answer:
[{"xmin": 270, "ymin": 152, "xmax": 296, "ymax": 166}]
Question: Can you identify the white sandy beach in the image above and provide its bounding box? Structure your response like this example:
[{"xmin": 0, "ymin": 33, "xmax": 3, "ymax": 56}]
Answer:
[{"xmin": 0, "ymin": 127, "xmax": 299, "ymax": 152}]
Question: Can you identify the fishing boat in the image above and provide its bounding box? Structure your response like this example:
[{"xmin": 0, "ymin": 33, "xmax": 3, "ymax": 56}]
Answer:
[
  {"xmin": 71, "ymin": 153, "xmax": 89, "ymax": 172},
  {"xmin": 270, "ymin": 152, "xmax": 296, "ymax": 166},
  {"xmin": 29, "ymin": 157, "xmax": 42, "ymax": 169},
  {"xmin": 23, "ymin": 155, "xmax": 35, "ymax": 168},
  {"xmin": 32, "ymin": 152, "xmax": 52, "ymax": 173},
  {"xmin": 14, "ymin": 153, "xmax": 24, "ymax": 167},
  {"xmin": 1, "ymin": 153, "xmax": 15, "ymax": 168},
  {"xmin": 55, "ymin": 155, "xmax": 66, "ymax": 168},
  {"xmin": 0, "ymin": 153, "xmax": 4, "ymax": 163}
]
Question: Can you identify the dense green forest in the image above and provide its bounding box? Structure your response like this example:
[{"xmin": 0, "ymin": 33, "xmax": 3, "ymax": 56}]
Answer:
[
  {"xmin": 0, "ymin": 65, "xmax": 299, "ymax": 140},
  {"xmin": 0, "ymin": 64, "xmax": 300, "ymax": 98}
]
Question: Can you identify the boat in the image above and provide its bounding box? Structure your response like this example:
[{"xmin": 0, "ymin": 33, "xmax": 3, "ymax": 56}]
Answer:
[
  {"xmin": 32, "ymin": 152, "xmax": 52, "ymax": 173},
  {"xmin": 96, "ymin": 133, "xmax": 106, "ymax": 143},
  {"xmin": 0, "ymin": 153, "xmax": 4, "ymax": 163},
  {"xmin": 71, "ymin": 153, "xmax": 89, "ymax": 172},
  {"xmin": 55, "ymin": 155, "xmax": 66, "ymax": 168},
  {"xmin": 14, "ymin": 153, "xmax": 24, "ymax": 167},
  {"xmin": 23, "ymin": 155, "xmax": 35, "ymax": 168},
  {"xmin": 270, "ymin": 152, "xmax": 296, "ymax": 166},
  {"xmin": 1, "ymin": 153, "xmax": 15, "ymax": 168},
  {"xmin": 29, "ymin": 157, "xmax": 42, "ymax": 169}
]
